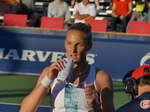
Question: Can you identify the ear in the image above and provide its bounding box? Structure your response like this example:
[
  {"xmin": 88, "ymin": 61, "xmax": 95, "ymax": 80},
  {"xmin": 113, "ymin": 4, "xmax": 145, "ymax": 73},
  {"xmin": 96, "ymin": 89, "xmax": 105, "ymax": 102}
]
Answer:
[{"xmin": 87, "ymin": 42, "xmax": 93, "ymax": 51}]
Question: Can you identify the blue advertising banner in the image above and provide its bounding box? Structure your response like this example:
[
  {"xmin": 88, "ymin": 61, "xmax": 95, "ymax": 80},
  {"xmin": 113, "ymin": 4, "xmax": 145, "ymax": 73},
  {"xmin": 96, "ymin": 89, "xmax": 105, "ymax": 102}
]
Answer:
[{"xmin": 0, "ymin": 27, "xmax": 150, "ymax": 80}]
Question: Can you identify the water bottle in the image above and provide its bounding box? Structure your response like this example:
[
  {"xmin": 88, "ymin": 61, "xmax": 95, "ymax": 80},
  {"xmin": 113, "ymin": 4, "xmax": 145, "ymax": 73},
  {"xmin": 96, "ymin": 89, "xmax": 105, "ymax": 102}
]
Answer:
[{"xmin": 57, "ymin": 58, "xmax": 74, "ymax": 83}]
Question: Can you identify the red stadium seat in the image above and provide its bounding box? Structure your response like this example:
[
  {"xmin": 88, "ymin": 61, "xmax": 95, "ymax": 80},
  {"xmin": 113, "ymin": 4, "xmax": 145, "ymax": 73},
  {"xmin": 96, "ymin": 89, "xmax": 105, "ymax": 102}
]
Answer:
[
  {"xmin": 4, "ymin": 14, "xmax": 27, "ymax": 27},
  {"xmin": 128, "ymin": 21, "xmax": 150, "ymax": 35},
  {"xmin": 85, "ymin": 19, "xmax": 108, "ymax": 32},
  {"xmin": 40, "ymin": 16, "xmax": 65, "ymax": 29}
]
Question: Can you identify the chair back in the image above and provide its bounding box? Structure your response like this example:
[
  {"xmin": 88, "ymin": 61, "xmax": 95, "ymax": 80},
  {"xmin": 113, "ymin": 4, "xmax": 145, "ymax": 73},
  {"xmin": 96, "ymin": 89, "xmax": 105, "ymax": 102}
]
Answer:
[
  {"xmin": 40, "ymin": 16, "xmax": 65, "ymax": 29},
  {"xmin": 128, "ymin": 21, "xmax": 150, "ymax": 35},
  {"xmin": 85, "ymin": 19, "xmax": 108, "ymax": 32},
  {"xmin": 4, "ymin": 14, "xmax": 27, "ymax": 27}
]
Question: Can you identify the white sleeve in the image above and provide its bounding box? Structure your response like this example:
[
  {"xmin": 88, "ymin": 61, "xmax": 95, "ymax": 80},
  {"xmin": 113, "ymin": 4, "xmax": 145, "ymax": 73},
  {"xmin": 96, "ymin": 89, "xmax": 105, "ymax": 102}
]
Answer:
[
  {"xmin": 73, "ymin": 4, "xmax": 79, "ymax": 15},
  {"xmin": 47, "ymin": 3, "xmax": 53, "ymax": 17},
  {"xmin": 89, "ymin": 4, "xmax": 97, "ymax": 17}
]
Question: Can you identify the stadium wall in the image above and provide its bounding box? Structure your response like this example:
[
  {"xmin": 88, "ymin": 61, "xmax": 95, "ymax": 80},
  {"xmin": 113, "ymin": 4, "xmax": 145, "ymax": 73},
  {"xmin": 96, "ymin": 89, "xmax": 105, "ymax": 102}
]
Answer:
[{"xmin": 0, "ymin": 26, "xmax": 150, "ymax": 81}]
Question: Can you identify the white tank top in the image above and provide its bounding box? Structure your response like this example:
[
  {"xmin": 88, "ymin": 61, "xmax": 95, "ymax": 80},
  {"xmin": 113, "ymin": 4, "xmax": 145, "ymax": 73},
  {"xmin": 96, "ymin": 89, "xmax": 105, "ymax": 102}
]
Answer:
[{"xmin": 50, "ymin": 65, "xmax": 99, "ymax": 112}]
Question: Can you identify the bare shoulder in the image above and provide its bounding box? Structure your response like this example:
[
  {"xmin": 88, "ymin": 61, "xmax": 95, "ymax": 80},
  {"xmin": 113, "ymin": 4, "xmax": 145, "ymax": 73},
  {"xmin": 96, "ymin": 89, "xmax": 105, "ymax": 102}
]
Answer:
[
  {"xmin": 95, "ymin": 68, "xmax": 113, "ymax": 92},
  {"xmin": 96, "ymin": 68, "xmax": 112, "ymax": 81}
]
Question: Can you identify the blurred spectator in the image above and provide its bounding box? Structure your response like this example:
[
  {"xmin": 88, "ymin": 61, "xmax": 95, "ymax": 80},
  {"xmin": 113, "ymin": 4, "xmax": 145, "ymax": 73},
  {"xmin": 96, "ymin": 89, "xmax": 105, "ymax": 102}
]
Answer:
[
  {"xmin": 73, "ymin": 0, "xmax": 97, "ymax": 23},
  {"xmin": 144, "ymin": 3, "xmax": 150, "ymax": 21},
  {"xmin": 71, "ymin": 0, "xmax": 101, "ymax": 10},
  {"xmin": 47, "ymin": 0, "xmax": 72, "ymax": 27},
  {"xmin": 126, "ymin": 0, "xmax": 149, "ymax": 31},
  {"xmin": 0, "ymin": 0, "xmax": 21, "ymax": 16},
  {"xmin": 111, "ymin": 0, "xmax": 133, "ymax": 32},
  {"xmin": 18, "ymin": 0, "xmax": 41, "ymax": 27}
]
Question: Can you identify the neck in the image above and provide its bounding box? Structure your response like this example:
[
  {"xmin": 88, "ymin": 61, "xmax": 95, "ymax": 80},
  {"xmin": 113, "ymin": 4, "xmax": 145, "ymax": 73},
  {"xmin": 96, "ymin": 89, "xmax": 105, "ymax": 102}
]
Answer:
[
  {"xmin": 138, "ymin": 85, "xmax": 150, "ymax": 97},
  {"xmin": 73, "ymin": 62, "xmax": 88, "ymax": 75},
  {"xmin": 56, "ymin": 0, "xmax": 61, "ymax": 4},
  {"xmin": 82, "ymin": 2, "xmax": 88, "ymax": 6},
  {"xmin": 70, "ymin": 62, "xmax": 90, "ymax": 84}
]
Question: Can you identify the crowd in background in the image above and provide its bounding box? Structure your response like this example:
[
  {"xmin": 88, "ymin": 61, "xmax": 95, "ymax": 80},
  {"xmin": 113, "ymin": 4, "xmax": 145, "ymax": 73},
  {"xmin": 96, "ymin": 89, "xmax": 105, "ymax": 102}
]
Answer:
[
  {"xmin": 1, "ymin": 1, "xmax": 150, "ymax": 112},
  {"xmin": 0, "ymin": 0, "xmax": 150, "ymax": 32}
]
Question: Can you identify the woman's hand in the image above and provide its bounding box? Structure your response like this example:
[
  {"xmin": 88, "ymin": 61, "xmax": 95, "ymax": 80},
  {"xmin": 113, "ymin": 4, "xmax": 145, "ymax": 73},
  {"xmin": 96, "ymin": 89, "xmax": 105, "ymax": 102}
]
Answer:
[
  {"xmin": 47, "ymin": 59, "xmax": 67, "ymax": 80},
  {"xmin": 84, "ymin": 82, "xmax": 103, "ymax": 112},
  {"xmin": 84, "ymin": 82, "xmax": 97, "ymax": 105}
]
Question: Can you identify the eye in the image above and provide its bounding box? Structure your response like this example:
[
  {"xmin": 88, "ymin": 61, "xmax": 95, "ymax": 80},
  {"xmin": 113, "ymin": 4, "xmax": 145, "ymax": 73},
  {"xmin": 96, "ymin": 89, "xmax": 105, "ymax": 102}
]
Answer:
[
  {"xmin": 77, "ymin": 43, "xmax": 84, "ymax": 47},
  {"xmin": 66, "ymin": 42, "xmax": 71, "ymax": 45}
]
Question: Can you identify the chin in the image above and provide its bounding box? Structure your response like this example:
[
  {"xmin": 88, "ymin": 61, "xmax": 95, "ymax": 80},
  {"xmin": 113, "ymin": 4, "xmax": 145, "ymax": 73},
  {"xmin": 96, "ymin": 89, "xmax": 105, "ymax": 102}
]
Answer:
[
  {"xmin": 72, "ymin": 58, "xmax": 77, "ymax": 62},
  {"xmin": 71, "ymin": 59, "xmax": 79, "ymax": 63}
]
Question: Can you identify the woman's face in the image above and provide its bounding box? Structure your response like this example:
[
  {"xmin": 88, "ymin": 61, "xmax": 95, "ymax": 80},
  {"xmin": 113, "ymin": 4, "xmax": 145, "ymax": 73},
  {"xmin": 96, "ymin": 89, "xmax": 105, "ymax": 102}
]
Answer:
[{"xmin": 65, "ymin": 30, "xmax": 91, "ymax": 64}]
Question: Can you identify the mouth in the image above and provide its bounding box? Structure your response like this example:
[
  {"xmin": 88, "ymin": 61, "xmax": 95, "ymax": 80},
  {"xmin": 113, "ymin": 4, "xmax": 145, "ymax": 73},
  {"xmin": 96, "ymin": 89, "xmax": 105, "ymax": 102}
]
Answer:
[{"xmin": 70, "ymin": 54, "xmax": 78, "ymax": 60}]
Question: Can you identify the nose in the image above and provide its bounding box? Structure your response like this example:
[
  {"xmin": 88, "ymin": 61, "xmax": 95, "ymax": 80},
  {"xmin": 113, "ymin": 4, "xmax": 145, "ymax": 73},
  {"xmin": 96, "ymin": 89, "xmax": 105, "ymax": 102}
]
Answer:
[{"xmin": 72, "ymin": 45, "xmax": 77, "ymax": 53}]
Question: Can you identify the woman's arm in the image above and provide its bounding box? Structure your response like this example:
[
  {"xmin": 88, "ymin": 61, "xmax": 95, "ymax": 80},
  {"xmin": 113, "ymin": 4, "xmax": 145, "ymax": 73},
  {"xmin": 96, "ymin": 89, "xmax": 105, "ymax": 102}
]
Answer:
[
  {"xmin": 126, "ymin": 1, "xmax": 133, "ymax": 16},
  {"xmin": 84, "ymin": 69, "xmax": 115, "ymax": 112},
  {"xmin": 96, "ymin": 70, "xmax": 115, "ymax": 112},
  {"xmin": 20, "ymin": 59, "xmax": 66, "ymax": 112},
  {"xmin": 111, "ymin": 2, "xmax": 119, "ymax": 17},
  {"xmin": 19, "ymin": 67, "xmax": 50, "ymax": 112}
]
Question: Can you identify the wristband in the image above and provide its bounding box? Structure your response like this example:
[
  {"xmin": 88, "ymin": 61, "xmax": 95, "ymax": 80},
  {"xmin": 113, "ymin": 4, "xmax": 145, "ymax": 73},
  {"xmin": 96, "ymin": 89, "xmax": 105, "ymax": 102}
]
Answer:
[{"xmin": 41, "ymin": 75, "xmax": 54, "ymax": 88}]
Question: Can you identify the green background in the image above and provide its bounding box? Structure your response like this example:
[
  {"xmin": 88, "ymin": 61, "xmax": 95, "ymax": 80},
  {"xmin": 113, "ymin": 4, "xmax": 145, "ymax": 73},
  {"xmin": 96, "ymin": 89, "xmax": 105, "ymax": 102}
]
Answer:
[{"xmin": 0, "ymin": 74, "xmax": 129, "ymax": 110}]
